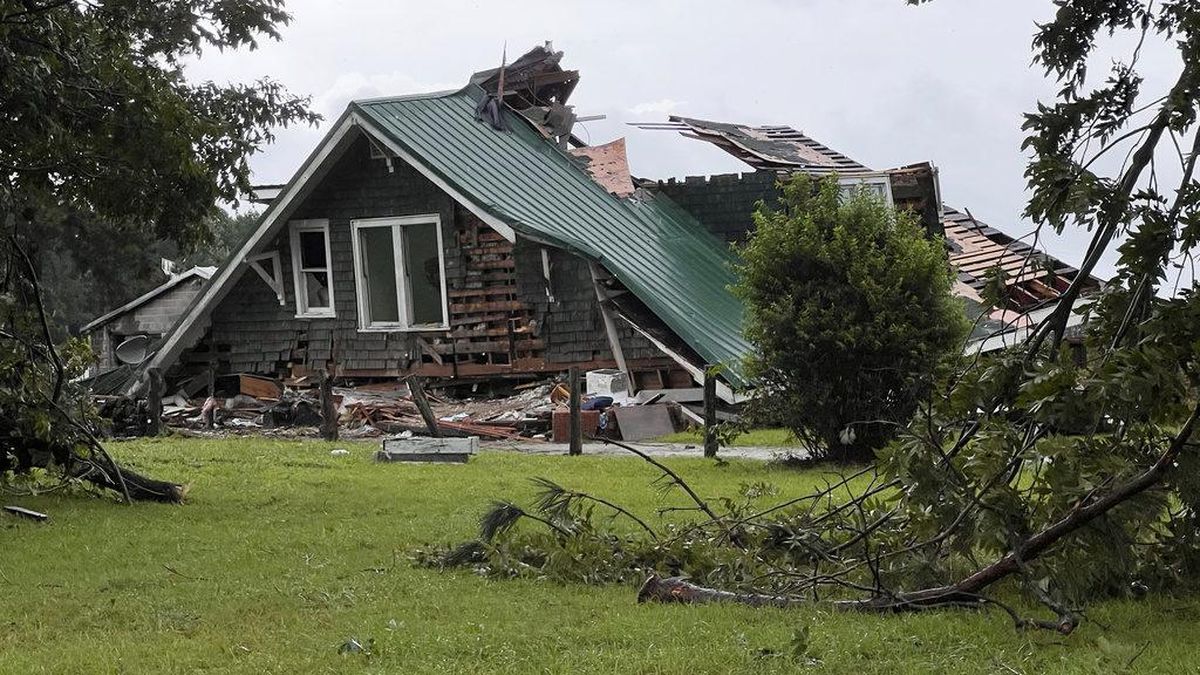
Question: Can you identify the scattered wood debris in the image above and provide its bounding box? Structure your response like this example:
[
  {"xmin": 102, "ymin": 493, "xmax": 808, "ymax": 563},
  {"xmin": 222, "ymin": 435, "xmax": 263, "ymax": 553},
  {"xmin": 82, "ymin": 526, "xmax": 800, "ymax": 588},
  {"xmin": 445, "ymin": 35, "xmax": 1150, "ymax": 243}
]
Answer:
[{"xmin": 98, "ymin": 369, "xmax": 711, "ymax": 444}]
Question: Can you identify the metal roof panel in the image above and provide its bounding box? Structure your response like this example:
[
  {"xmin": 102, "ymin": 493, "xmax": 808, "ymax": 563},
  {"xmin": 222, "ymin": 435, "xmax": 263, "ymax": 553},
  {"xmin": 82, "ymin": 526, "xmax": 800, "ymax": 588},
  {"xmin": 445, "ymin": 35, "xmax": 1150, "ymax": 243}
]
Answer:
[{"xmin": 354, "ymin": 86, "xmax": 752, "ymax": 386}]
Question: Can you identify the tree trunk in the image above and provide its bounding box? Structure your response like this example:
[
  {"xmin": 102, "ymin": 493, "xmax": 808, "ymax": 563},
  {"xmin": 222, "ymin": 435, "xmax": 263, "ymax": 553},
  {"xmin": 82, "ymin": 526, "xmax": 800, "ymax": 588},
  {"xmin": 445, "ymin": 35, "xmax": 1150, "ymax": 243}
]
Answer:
[
  {"xmin": 319, "ymin": 369, "xmax": 338, "ymax": 441},
  {"xmin": 407, "ymin": 375, "xmax": 441, "ymax": 438},
  {"xmin": 67, "ymin": 454, "xmax": 186, "ymax": 503},
  {"xmin": 568, "ymin": 366, "xmax": 582, "ymax": 455},
  {"xmin": 146, "ymin": 367, "xmax": 164, "ymax": 436}
]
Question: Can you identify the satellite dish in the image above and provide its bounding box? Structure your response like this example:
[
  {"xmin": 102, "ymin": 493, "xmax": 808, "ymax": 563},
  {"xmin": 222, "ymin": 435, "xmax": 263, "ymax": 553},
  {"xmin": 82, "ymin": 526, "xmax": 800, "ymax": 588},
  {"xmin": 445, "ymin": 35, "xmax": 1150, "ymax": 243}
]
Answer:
[{"xmin": 114, "ymin": 335, "xmax": 151, "ymax": 365}]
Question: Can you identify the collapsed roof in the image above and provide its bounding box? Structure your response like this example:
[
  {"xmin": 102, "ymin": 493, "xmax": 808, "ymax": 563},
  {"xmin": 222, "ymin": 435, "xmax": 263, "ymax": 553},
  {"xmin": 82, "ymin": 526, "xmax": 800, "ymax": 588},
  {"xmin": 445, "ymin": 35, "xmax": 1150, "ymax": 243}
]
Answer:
[
  {"xmin": 140, "ymin": 73, "xmax": 752, "ymax": 392},
  {"xmin": 633, "ymin": 116, "xmax": 1101, "ymax": 322},
  {"xmin": 352, "ymin": 88, "xmax": 751, "ymax": 385},
  {"xmin": 81, "ymin": 266, "xmax": 216, "ymax": 334}
]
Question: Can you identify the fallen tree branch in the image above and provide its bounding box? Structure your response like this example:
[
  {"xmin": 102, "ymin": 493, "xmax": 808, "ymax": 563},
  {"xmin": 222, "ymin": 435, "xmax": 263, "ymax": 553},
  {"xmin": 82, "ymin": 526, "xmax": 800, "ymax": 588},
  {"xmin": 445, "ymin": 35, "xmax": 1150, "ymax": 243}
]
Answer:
[{"xmin": 638, "ymin": 575, "xmax": 1077, "ymax": 633}]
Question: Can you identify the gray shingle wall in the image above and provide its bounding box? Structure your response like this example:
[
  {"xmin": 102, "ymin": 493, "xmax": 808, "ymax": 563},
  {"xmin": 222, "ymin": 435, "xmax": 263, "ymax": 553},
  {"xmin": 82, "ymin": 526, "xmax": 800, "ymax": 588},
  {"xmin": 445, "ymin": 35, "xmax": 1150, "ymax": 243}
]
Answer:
[
  {"xmin": 189, "ymin": 131, "xmax": 657, "ymax": 372},
  {"xmin": 650, "ymin": 172, "xmax": 780, "ymax": 244},
  {"xmin": 513, "ymin": 238, "xmax": 659, "ymax": 364},
  {"xmin": 187, "ymin": 131, "xmax": 655, "ymax": 378},
  {"xmin": 204, "ymin": 133, "xmax": 455, "ymax": 374}
]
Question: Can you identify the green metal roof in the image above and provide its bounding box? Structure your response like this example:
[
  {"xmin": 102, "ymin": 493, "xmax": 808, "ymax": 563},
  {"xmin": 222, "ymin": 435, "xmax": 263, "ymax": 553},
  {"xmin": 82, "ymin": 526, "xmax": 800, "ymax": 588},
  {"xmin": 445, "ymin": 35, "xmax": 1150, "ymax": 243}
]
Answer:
[{"xmin": 352, "ymin": 86, "xmax": 751, "ymax": 387}]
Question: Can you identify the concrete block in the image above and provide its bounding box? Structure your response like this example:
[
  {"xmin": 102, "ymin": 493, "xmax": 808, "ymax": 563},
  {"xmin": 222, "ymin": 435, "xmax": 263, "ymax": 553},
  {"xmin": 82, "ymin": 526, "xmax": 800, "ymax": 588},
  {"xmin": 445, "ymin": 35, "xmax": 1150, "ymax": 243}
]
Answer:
[{"xmin": 375, "ymin": 436, "xmax": 479, "ymax": 463}]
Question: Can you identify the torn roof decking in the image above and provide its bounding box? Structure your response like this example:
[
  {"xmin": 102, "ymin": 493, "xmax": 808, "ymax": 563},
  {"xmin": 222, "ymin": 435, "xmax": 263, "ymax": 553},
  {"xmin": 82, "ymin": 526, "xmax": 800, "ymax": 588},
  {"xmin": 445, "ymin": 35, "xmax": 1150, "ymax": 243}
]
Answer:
[
  {"xmin": 632, "ymin": 117, "xmax": 876, "ymax": 176},
  {"xmin": 469, "ymin": 42, "xmax": 579, "ymax": 110},
  {"xmin": 636, "ymin": 116, "xmax": 1099, "ymax": 313}
]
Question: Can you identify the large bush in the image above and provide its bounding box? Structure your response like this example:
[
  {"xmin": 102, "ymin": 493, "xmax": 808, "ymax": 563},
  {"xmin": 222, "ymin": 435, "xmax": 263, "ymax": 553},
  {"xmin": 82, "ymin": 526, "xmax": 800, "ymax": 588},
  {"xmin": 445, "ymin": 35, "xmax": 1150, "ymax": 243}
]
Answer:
[{"xmin": 734, "ymin": 174, "xmax": 968, "ymax": 461}]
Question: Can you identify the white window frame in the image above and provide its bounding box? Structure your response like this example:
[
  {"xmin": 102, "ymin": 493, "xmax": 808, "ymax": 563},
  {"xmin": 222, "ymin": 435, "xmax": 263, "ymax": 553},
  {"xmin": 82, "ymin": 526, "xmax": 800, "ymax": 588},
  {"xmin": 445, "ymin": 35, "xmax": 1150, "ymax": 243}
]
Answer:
[
  {"xmin": 350, "ymin": 214, "xmax": 449, "ymax": 332},
  {"xmin": 838, "ymin": 173, "xmax": 894, "ymax": 207},
  {"xmin": 288, "ymin": 219, "xmax": 336, "ymax": 318}
]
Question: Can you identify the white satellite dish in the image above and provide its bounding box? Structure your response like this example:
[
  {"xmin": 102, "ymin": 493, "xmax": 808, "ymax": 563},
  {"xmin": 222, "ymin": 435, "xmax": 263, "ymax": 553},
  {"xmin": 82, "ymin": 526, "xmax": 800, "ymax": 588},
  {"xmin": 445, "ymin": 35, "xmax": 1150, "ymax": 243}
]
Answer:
[{"xmin": 114, "ymin": 335, "xmax": 151, "ymax": 365}]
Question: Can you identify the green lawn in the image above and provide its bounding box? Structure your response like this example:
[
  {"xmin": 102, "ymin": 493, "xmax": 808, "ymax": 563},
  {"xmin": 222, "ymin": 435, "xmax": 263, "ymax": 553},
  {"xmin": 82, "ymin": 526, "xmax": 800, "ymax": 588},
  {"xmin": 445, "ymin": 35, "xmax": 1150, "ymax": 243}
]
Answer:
[
  {"xmin": 2, "ymin": 438, "xmax": 1196, "ymax": 674},
  {"xmin": 656, "ymin": 427, "xmax": 799, "ymax": 447}
]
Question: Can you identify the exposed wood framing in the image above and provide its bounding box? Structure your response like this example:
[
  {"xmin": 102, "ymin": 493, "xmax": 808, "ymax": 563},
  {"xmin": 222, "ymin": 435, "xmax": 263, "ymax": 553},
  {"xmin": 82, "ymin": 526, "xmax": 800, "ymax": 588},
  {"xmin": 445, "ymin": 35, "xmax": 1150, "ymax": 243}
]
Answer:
[
  {"xmin": 588, "ymin": 261, "xmax": 631, "ymax": 386},
  {"xmin": 618, "ymin": 315, "xmax": 742, "ymax": 404}
]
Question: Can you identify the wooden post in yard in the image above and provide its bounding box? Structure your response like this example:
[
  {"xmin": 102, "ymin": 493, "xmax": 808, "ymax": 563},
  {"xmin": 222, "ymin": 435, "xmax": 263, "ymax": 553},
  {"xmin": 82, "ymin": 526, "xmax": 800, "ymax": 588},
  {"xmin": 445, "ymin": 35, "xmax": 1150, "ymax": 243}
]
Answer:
[
  {"xmin": 703, "ymin": 366, "xmax": 718, "ymax": 458},
  {"xmin": 407, "ymin": 375, "xmax": 442, "ymax": 438},
  {"xmin": 146, "ymin": 367, "xmax": 164, "ymax": 436},
  {"xmin": 569, "ymin": 366, "xmax": 583, "ymax": 455},
  {"xmin": 318, "ymin": 369, "xmax": 339, "ymax": 441}
]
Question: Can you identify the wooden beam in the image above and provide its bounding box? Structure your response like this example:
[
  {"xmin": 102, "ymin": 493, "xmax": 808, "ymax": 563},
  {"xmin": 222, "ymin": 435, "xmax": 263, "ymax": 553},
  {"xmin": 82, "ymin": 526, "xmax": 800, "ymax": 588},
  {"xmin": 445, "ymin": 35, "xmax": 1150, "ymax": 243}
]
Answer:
[
  {"xmin": 568, "ymin": 366, "xmax": 582, "ymax": 456},
  {"xmin": 407, "ymin": 375, "xmax": 442, "ymax": 438},
  {"xmin": 589, "ymin": 262, "xmax": 631, "ymax": 390},
  {"xmin": 703, "ymin": 366, "xmax": 718, "ymax": 458},
  {"xmin": 146, "ymin": 367, "xmax": 164, "ymax": 437},
  {"xmin": 319, "ymin": 369, "xmax": 339, "ymax": 441}
]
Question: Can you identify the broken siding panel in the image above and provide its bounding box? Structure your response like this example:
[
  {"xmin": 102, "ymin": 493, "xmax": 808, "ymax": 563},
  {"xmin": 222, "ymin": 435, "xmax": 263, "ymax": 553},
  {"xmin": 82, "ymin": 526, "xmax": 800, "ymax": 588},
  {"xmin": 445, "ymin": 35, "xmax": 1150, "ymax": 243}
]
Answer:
[{"xmin": 91, "ymin": 277, "xmax": 209, "ymax": 370}]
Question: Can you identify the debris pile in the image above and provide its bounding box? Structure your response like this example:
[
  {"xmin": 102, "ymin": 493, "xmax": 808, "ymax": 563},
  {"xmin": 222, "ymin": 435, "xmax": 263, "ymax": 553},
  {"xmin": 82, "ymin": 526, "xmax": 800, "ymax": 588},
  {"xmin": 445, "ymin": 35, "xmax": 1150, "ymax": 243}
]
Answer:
[{"xmin": 97, "ymin": 369, "xmax": 699, "ymax": 443}]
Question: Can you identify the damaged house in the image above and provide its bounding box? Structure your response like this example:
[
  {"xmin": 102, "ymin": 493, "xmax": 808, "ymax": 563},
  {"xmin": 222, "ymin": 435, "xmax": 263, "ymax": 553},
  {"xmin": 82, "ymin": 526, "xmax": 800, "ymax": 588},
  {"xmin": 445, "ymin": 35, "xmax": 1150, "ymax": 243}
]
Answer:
[
  {"xmin": 82, "ymin": 265, "xmax": 215, "ymax": 379},
  {"xmin": 132, "ymin": 45, "xmax": 751, "ymax": 402},
  {"xmin": 632, "ymin": 117, "xmax": 1101, "ymax": 350},
  {"xmin": 123, "ymin": 44, "xmax": 1098, "ymax": 402}
]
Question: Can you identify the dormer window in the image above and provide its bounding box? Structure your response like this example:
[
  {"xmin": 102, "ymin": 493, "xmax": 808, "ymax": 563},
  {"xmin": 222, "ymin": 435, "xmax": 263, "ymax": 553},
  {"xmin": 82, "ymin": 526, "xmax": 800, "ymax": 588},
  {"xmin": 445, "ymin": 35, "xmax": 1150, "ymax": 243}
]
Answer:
[{"xmin": 838, "ymin": 174, "xmax": 893, "ymax": 206}]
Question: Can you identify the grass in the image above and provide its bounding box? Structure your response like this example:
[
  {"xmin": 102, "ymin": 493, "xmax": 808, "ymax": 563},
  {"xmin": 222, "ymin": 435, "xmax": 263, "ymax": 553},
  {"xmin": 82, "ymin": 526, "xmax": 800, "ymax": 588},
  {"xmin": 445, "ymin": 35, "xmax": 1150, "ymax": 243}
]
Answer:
[
  {"xmin": 655, "ymin": 427, "xmax": 799, "ymax": 447},
  {"xmin": 2, "ymin": 437, "xmax": 1197, "ymax": 673}
]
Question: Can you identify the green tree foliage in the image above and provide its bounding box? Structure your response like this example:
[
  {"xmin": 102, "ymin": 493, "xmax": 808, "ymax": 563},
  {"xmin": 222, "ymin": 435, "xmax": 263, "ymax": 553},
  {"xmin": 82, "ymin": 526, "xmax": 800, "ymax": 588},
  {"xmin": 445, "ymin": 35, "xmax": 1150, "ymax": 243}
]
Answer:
[
  {"xmin": 0, "ymin": 0, "xmax": 314, "ymax": 499},
  {"xmin": 181, "ymin": 209, "xmax": 262, "ymax": 269},
  {"xmin": 34, "ymin": 208, "xmax": 260, "ymax": 336},
  {"xmin": 0, "ymin": 0, "xmax": 316, "ymax": 245},
  {"xmin": 734, "ymin": 175, "xmax": 968, "ymax": 461}
]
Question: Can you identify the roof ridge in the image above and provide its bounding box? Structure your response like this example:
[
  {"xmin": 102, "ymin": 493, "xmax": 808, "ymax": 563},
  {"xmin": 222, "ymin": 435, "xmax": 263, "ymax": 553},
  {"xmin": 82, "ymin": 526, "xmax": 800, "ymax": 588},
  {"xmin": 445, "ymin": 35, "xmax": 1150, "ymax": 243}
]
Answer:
[{"xmin": 351, "ymin": 85, "xmax": 476, "ymax": 106}]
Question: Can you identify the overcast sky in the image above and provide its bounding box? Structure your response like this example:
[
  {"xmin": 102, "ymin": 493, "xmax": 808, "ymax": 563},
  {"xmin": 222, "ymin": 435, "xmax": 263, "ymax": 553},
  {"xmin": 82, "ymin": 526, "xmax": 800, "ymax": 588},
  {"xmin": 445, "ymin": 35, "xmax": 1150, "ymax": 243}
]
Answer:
[{"xmin": 185, "ymin": 0, "xmax": 1183, "ymax": 281}]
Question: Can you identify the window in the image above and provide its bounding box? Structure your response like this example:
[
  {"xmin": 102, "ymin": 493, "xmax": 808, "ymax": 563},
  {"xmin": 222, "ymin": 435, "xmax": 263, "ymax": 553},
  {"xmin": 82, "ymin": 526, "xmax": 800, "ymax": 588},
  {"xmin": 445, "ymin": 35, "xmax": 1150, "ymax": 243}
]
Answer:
[
  {"xmin": 289, "ymin": 219, "xmax": 335, "ymax": 317},
  {"xmin": 350, "ymin": 215, "xmax": 448, "ymax": 330},
  {"xmin": 838, "ymin": 174, "xmax": 893, "ymax": 206}
]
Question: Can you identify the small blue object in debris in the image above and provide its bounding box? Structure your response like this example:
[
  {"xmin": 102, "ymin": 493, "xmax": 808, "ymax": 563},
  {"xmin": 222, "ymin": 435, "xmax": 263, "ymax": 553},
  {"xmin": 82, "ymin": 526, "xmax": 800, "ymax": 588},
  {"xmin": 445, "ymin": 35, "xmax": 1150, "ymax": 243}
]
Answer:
[{"xmin": 582, "ymin": 396, "xmax": 613, "ymax": 411}]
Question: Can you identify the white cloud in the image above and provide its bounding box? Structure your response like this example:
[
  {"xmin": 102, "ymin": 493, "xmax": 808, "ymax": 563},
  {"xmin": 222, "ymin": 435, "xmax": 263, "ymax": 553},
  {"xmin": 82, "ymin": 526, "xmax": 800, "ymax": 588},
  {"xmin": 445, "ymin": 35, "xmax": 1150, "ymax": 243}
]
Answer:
[
  {"xmin": 315, "ymin": 72, "xmax": 460, "ymax": 116},
  {"xmin": 625, "ymin": 98, "xmax": 686, "ymax": 117}
]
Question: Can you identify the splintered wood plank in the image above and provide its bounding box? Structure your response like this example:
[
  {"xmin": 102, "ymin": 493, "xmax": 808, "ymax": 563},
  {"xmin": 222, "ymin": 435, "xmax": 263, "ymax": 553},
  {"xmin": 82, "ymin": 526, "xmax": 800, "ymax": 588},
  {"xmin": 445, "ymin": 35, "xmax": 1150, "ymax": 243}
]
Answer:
[
  {"xmin": 462, "ymin": 270, "xmax": 517, "ymax": 282},
  {"xmin": 447, "ymin": 287, "xmax": 518, "ymax": 299},
  {"xmin": 239, "ymin": 374, "xmax": 283, "ymax": 400},
  {"xmin": 449, "ymin": 300, "xmax": 526, "ymax": 314},
  {"xmin": 450, "ymin": 312, "xmax": 529, "ymax": 327},
  {"xmin": 463, "ymin": 244, "xmax": 515, "ymax": 256},
  {"xmin": 431, "ymin": 339, "xmax": 544, "ymax": 355},
  {"xmin": 466, "ymin": 258, "xmax": 517, "ymax": 270},
  {"xmin": 447, "ymin": 325, "xmax": 533, "ymax": 339}
]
